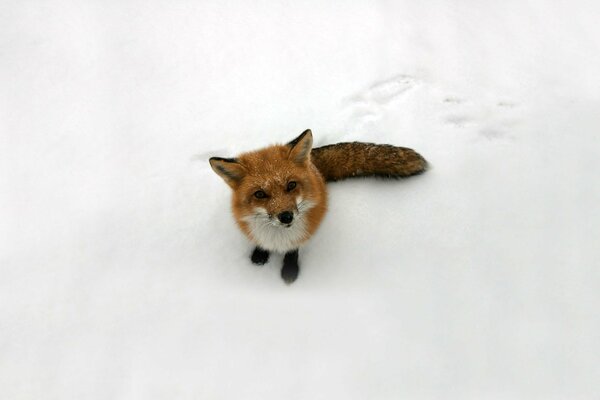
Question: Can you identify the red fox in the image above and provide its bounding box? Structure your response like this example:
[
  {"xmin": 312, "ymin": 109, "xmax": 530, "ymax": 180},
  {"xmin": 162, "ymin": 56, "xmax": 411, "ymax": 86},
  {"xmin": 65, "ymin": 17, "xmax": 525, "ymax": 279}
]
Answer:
[{"xmin": 209, "ymin": 129, "xmax": 427, "ymax": 283}]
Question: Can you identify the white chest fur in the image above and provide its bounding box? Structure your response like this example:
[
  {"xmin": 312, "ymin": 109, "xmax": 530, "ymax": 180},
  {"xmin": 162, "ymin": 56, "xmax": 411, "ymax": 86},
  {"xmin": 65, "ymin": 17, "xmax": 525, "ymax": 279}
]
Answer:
[{"xmin": 241, "ymin": 198, "xmax": 316, "ymax": 253}]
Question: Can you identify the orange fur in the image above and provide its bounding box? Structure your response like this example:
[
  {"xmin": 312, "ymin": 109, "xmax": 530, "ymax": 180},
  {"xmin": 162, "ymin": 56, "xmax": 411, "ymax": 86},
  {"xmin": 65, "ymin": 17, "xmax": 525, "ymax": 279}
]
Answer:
[
  {"xmin": 209, "ymin": 129, "xmax": 427, "ymax": 256},
  {"xmin": 231, "ymin": 143, "xmax": 327, "ymax": 247},
  {"xmin": 210, "ymin": 130, "xmax": 327, "ymax": 252}
]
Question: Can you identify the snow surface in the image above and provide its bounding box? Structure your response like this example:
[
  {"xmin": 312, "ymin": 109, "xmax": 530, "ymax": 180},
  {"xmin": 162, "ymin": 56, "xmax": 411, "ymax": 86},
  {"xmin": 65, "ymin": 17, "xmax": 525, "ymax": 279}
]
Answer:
[{"xmin": 1, "ymin": 0, "xmax": 599, "ymax": 398}]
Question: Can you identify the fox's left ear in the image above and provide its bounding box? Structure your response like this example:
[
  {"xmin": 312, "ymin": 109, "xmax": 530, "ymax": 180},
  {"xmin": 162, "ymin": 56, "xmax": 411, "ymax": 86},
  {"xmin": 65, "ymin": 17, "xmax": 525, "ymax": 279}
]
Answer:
[
  {"xmin": 288, "ymin": 129, "xmax": 313, "ymax": 164},
  {"xmin": 209, "ymin": 157, "xmax": 247, "ymax": 188}
]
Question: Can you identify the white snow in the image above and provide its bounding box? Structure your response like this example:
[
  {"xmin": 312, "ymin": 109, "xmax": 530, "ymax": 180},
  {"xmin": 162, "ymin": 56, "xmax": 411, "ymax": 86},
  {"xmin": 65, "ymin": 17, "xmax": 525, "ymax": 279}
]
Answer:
[{"xmin": 1, "ymin": 0, "xmax": 599, "ymax": 398}]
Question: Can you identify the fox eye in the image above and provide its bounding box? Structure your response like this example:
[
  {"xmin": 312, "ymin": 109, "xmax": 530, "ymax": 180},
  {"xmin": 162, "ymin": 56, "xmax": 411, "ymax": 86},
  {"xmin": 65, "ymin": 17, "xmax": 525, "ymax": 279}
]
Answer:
[
  {"xmin": 287, "ymin": 181, "xmax": 297, "ymax": 191},
  {"xmin": 254, "ymin": 190, "xmax": 267, "ymax": 199}
]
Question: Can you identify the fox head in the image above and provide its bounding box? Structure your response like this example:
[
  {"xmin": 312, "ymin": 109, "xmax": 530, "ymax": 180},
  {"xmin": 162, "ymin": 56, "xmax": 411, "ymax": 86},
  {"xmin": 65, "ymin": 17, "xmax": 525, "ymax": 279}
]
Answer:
[{"xmin": 209, "ymin": 129, "xmax": 327, "ymax": 252}]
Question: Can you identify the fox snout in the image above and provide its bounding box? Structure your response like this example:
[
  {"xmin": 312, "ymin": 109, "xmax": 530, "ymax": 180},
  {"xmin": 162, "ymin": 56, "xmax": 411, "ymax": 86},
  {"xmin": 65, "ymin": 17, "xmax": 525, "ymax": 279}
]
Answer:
[
  {"xmin": 277, "ymin": 211, "xmax": 294, "ymax": 225},
  {"xmin": 250, "ymin": 207, "xmax": 298, "ymax": 227}
]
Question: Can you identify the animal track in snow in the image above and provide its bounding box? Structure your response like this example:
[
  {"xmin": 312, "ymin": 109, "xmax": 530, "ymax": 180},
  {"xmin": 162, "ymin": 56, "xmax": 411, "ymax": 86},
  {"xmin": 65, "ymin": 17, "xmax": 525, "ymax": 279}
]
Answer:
[
  {"xmin": 443, "ymin": 97, "xmax": 464, "ymax": 105},
  {"xmin": 341, "ymin": 74, "xmax": 420, "ymax": 133},
  {"xmin": 479, "ymin": 128, "xmax": 506, "ymax": 140},
  {"xmin": 441, "ymin": 96, "xmax": 476, "ymax": 128},
  {"xmin": 444, "ymin": 114, "xmax": 474, "ymax": 128},
  {"xmin": 441, "ymin": 96, "xmax": 521, "ymax": 140},
  {"xmin": 338, "ymin": 74, "xmax": 521, "ymax": 143},
  {"xmin": 497, "ymin": 101, "xmax": 518, "ymax": 108},
  {"xmin": 367, "ymin": 75, "xmax": 419, "ymax": 104}
]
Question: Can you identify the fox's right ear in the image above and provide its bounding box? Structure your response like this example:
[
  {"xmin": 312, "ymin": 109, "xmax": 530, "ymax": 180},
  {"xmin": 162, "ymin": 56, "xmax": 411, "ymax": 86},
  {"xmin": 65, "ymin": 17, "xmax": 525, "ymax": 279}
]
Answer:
[
  {"xmin": 287, "ymin": 129, "xmax": 313, "ymax": 165},
  {"xmin": 209, "ymin": 157, "xmax": 247, "ymax": 188}
]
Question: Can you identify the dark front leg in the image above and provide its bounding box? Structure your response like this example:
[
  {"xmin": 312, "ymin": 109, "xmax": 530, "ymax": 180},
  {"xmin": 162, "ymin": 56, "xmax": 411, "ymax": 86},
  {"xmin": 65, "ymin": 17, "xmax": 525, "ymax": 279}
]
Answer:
[
  {"xmin": 281, "ymin": 249, "xmax": 299, "ymax": 284},
  {"xmin": 251, "ymin": 246, "xmax": 270, "ymax": 265}
]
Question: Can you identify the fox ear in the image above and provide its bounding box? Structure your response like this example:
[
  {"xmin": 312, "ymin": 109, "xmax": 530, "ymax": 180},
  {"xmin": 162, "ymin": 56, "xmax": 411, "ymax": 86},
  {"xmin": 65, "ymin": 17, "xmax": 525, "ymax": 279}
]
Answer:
[
  {"xmin": 288, "ymin": 129, "xmax": 313, "ymax": 164},
  {"xmin": 209, "ymin": 157, "xmax": 247, "ymax": 188}
]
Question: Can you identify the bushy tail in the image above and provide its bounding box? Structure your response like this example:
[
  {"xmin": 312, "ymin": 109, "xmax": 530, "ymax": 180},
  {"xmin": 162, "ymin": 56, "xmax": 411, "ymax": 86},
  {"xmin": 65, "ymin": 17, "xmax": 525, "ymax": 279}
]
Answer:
[{"xmin": 310, "ymin": 142, "xmax": 428, "ymax": 182}]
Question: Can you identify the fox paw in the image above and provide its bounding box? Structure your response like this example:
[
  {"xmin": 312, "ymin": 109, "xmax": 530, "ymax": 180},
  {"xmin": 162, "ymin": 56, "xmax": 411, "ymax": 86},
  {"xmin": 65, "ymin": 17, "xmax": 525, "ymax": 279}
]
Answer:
[
  {"xmin": 251, "ymin": 247, "xmax": 270, "ymax": 265},
  {"xmin": 281, "ymin": 250, "xmax": 299, "ymax": 284}
]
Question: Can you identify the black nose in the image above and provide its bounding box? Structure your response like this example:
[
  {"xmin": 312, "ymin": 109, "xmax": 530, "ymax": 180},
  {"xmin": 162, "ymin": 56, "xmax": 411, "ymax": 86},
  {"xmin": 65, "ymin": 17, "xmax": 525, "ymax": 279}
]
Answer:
[{"xmin": 278, "ymin": 211, "xmax": 294, "ymax": 224}]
